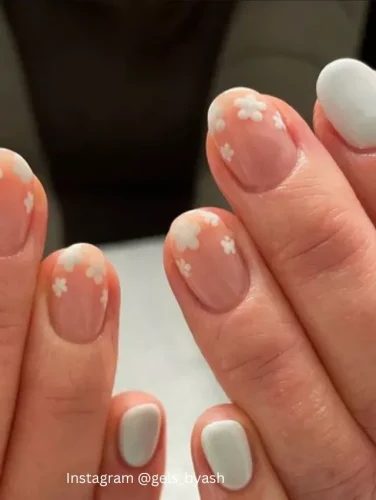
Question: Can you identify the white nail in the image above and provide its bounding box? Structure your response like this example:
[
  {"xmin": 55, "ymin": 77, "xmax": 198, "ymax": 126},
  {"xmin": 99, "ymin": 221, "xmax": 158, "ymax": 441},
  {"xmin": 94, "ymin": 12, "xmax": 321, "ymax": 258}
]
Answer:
[
  {"xmin": 118, "ymin": 403, "xmax": 161, "ymax": 467},
  {"xmin": 316, "ymin": 58, "xmax": 376, "ymax": 149},
  {"xmin": 201, "ymin": 420, "xmax": 253, "ymax": 491}
]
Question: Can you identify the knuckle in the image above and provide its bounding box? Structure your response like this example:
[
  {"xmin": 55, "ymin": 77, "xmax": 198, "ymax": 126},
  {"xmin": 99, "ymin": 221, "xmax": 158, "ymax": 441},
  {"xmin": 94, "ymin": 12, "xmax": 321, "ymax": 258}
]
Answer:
[
  {"xmin": 296, "ymin": 458, "xmax": 376, "ymax": 500},
  {"xmin": 273, "ymin": 206, "xmax": 370, "ymax": 282},
  {"xmin": 216, "ymin": 314, "xmax": 304, "ymax": 401},
  {"xmin": 24, "ymin": 370, "xmax": 110, "ymax": 421}
]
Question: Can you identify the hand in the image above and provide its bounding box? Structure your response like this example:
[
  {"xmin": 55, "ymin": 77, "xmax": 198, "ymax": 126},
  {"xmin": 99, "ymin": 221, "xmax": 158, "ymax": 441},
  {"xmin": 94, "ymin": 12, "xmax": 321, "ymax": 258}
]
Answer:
[
  {"xmin": 164, "ymin": 58, "xmax": 376, "ymax": 499},
  {"xmin": 0, "ymin": 149, "xmax": 167, "ymax": 499}
]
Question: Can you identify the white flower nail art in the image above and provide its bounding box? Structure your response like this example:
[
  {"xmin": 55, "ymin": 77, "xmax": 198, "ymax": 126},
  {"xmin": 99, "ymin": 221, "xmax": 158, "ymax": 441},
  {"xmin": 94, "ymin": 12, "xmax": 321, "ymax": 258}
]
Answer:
[
  {"xmin": 234, "ymin": 94, "xmax": 267, "ymax": 122},
  {"xmin": 100, "ymin": 288, "xmax": 108, "ymax": 307},
  {"xmin": 199, "ymin": 210, "xmax": 220, "ymax": 227},
  {"xmin": 221, "ymin": 236, "xmax": 236, "ymax": 255},
  {"xmin": 208, "ymin": 102, "xmax": 226, "ymax": 134},
  {"xmin": 52, "ymin": 277, "xmax": 68, "ymax": 297},
  {"xmin": 86, "ymin": 262, "xmax": 106, "ymax": 284},
  {"xmin": 171, "ymin": 219, "xmax": 201, "ymax": 251},
  {"xmin": 57, "ymin": 244, "xmax": 83, "ymax": 272},
  {"xmin": 24, "ymin": 191, "xmax": 34, "ymax": 214},
  {"xmin": 273, "ymin": 111, "xmax": 286, "ymax": 131},
  {"xmin": 13, "ymin": 154, "xmax": 33, "ymax": 183},
  {"xmin": 220, "ymin": 143, "xmax": 234, "ymax": 163},
  {"xmin": 176, "ymin": 258, "xmax": 192, "ymax": 278}
]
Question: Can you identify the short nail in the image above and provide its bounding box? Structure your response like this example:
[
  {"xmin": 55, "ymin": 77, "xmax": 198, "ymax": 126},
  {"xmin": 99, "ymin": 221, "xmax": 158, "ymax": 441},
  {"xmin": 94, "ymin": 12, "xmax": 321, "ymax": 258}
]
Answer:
[
  {"xmin": 118, "ymin": 403, "xmax": 161, "ymax": 467},
  {"xmin": 317, "ymin": 58, "xmax": 376, "ymax": 150},
  {"xmin": 49, "ymin": 243, "xmax": 108, "ymax": 343},
  {"xmin": 0, "ymin": 149, "xmax": 34, "ymax": 255},
  {"xmin": 201, "ymin": 420, "xmax": 253, "ymax": 491},
  {"xmin": 208, "ymin": 89, "xmax": 296, "ymax": 191},
  {"xmin": 169, "ymin": 210, "xmax": 248, "ymax": 312}
]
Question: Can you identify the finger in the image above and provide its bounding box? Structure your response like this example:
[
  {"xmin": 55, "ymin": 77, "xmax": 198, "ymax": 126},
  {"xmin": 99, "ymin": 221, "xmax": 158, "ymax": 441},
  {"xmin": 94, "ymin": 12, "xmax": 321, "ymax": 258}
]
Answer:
[
  {"xmin": 206, "ymin": 87, "xmax": 376, "ymax": 444},
  {"xmin": 314, "ymin": 58, "xmax": 376, "ymax": 223},
  {"xmin": 0, "ymin": 149, "xmax": 46, "ymax": 470},
  {"xmin": 192, "ymin": 404, "xmax": 287, "ymax": 499},
  {"xmin": 97, "ymin": 392, "xmax": 165, "ymax": 500},
  {"xmin": 1, "ymin": 245, "xmax": 120, "ymax": 500},
  {"xmin": 164, "ymin": 209, "xmax": 375, "ymax": 499}
]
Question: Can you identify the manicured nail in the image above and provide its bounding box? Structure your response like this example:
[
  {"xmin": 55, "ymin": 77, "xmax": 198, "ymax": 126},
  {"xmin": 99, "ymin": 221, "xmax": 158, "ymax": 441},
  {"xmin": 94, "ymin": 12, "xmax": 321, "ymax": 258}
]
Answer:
[
  {"xmin": 169, "ymin": 210, "xmax": 248, "ymax": 311},
  {"xmin": 208, "ymin": 89, "xmax": 297, "ymax": 191},
  {"xmin": 317, "ymin": 58, "xmax": 376, "ymax": 150},
  {"xmin": 0, "ymin": 149, "xmax": 34, "ymax": 255},
  {"xmin": 201, "ymin": 420, "xmax": 253, "ymax": 491},
  {"xmin": 49, "ymin": 243, "xmax": 108, "ymax": 343},
  {"xmin": 118, "ymin": 404, "xmax": 161, "ymax": 467}
]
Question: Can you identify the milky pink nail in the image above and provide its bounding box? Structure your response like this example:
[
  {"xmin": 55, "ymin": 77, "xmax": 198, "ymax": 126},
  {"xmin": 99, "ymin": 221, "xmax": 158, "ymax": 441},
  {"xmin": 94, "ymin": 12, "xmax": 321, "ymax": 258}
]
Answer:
[
  {"xmin": 208, "ymin": 89, "xmax": 297, "ymax": 191},
  {"xmin": 0, "ymin": 149, "xmax": 34, "ymax": 255},
  {"xmin": 169, "ymin": 210, "xmax": 249, "ymax": 311},
  {"xmin": 49, "ymin": 244, "xmax": 108, "ymax": 343}
]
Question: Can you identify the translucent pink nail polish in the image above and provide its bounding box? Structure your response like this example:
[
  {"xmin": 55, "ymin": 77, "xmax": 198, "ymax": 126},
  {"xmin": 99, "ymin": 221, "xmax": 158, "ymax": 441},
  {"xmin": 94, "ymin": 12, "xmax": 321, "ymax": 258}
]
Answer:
[
  {"xmin": 0, "ymin": 149, "xmax": 34, "ymax": 255},
  {"xmin": 208, "ymin": 89, "xmax": 297, "ymax": 191},
  {"xmin": 170, "ymin": 210, "xmax": 249, "ymax": 311},
  {"xmin": 49, "ymin": 243, "xmax": 109, "ymax": 343}
]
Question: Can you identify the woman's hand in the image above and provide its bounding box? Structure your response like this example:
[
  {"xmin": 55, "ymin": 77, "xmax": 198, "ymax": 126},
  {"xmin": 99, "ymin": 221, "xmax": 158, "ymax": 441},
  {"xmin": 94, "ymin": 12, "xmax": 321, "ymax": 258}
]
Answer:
[
  {"xmin": 0, "ymin": 148, "xmax": 166, "ymax": 499},
  {"xmin": 165, "ymin": 58, "xmax": 376, "ymax": 499}
]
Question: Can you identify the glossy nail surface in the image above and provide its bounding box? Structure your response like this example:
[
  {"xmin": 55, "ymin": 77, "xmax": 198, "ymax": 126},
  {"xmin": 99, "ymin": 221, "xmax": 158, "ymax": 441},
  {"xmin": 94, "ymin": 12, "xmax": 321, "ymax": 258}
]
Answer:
[
  {"xmin": 49, "ymin": 243, "xmax": 108, "ymax": 343},
  {"xmin": 169, "ymin": 210, "xmax": 248, "ymax": 312},
  {"xmin": 0, "ymin": 149, "xmax": 34, "ymax": 256},
  {"xmin": 119, "ymin": 404, "xmax": 161, "ymax": 467},
  {"xmin": 208, "ymin": 89, "xmax": 297, "ymax": 191},
  {"xmin": 201, "ymin": 420, "xmax": 253, "ymax": 491}
]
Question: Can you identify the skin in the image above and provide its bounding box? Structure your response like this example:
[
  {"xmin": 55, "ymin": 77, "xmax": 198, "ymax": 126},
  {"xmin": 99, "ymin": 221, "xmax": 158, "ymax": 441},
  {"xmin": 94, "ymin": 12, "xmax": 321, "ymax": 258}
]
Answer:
[{"xmin": 0, "ymin": 83, "xmax": 376, "ymax": 499}]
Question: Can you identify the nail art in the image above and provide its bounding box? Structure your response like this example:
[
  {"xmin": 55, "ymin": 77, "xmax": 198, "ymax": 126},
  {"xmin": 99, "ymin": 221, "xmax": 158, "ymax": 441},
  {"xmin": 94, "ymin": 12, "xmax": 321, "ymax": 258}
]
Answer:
[
  {"xmin": 201, "ymin": 420, "xmax": 253, "ymax": 491},
  {"xmin": 0, "ymin": 149, "xmax": 34, "ymax": 255},
  {"xmin": 119, "ymin": 404, "xmax": 161, "ymax": 467},
  {"xmin": 170, "ymin": 210, "xmax": 248, "ymax": 311},
  {"xmin": 317, "ymin": 58, "xmax": 376, "ymax": 149},
  {"xmin": 207, "ymin": 89, "xmax": 297, "ymax": 192},
  {"xmin": 49, "ymin": 243, "xmax": 108, "ymax": 343}
]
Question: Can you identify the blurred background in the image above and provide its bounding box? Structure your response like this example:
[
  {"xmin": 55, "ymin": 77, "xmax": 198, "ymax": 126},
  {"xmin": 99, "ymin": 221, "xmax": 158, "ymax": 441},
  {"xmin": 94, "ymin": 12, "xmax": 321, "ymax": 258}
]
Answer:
[{"xmin": 0, "ymin": 0, "xmax": 373, "ymax": 252}]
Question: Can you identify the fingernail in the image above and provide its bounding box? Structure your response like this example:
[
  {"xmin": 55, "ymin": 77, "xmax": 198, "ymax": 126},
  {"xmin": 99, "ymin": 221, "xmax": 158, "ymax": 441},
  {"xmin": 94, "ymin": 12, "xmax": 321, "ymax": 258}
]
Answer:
[
  {"xmin": 208, "ymin": 89, "xmax": 296, "ymax": 191},
  {"xmin": 0, "ymin": 149, "xmax": 34, "ymax": 255},
  {"xmin": 49, "ymin": 243, "xmax": 108, "ymax": 343},
  {"xmin": 169, "ymin": 210, "xmax": 249, "ymax": 312},
  {"xmin": 201, "ymin": 420, "xmax": 253, "ymax": 491},
  {"xmin": 317, "ymin": 58, "xmax": 376, "ymax": 150},
  {"xmin": 118, "ymin": 403, "xmax": 161, "ymax": 467}
]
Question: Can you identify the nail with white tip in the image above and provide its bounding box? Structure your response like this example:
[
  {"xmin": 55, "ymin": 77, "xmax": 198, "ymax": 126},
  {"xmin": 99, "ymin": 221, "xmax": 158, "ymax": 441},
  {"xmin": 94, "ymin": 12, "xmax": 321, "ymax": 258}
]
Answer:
[
  {"xmin": 317, "ymin": 58, "xmax": 376, "ymax": 149},
  {"xmin": 201, "ymin": 420, "xmax": 253, "ymax": 491},
  {"xmin": 119, "ymin": 404, "xmax": 161, "ymax": 467}
]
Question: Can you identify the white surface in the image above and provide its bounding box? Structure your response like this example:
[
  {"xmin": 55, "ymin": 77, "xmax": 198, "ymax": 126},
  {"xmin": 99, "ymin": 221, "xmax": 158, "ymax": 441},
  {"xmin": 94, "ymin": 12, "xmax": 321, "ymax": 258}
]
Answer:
[
  {"xmin": 101, "ymin": 237, "xmax": 228, "ymax": 500},
  {"xmin": 119, "ymin": 403, "xmax": 162, "ymax": 468},
  {"xmin": 201, "ymin": 420, "xmax": 253, "ymax": 491},
  {"xmin": 317, "ymin": 58, "xmax": 376, "ymax": 149}
]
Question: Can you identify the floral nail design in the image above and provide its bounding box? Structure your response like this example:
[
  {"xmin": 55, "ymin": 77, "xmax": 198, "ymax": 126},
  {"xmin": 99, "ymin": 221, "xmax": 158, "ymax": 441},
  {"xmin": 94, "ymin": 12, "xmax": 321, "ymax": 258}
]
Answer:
[
  {"xmin": 24, "ymin": 192, "xmax": 34, "ymax": 214},
  {"xmin": 170, "ymin": 219, "xmax": 201, "ymax": 251},
  {"xmin": 208, "ymin": 102, "xmax": 226, "ymax": 134},
  {"xmin": 52, "ymin": 277, "xmax": 68, "ymax": 297},
  {"xmin": 57, "ymin": 243, "xmax": 83, "ymax": 272},
  {"xmin": 176, "ymin": 258, "xmax": 191, "ymax": 278},
  {"xmin": 220, "ymin": 143, "xmax": 234, "ymax": 163},
  {"xmin": 199, "ymin": 210, "xmax": 220, "ymax": 227},
  {"xmin": 100, "ymin": 288, "xmax": 109, "ymax": 307},
  {"xmin": 273, "ymin": 111, "xmax": 286, "ymax": 131},
  {"xmin": 86, "ymin": 263, "xmax": 106, "ymax": 285},
  {"xmin": 234, "ymin": 94, "xmax": 267, "ymax": 122},
  {"xmin": 52, "ymin": 244, "xmax": 107, "ymax": 308},
  {"xmin": 221, "ymin": 236, "xmax": 236, "ymax": 255},
  {"xmin": 13, "ymin": 154, "xmax": 33, "ymax": 184}
]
